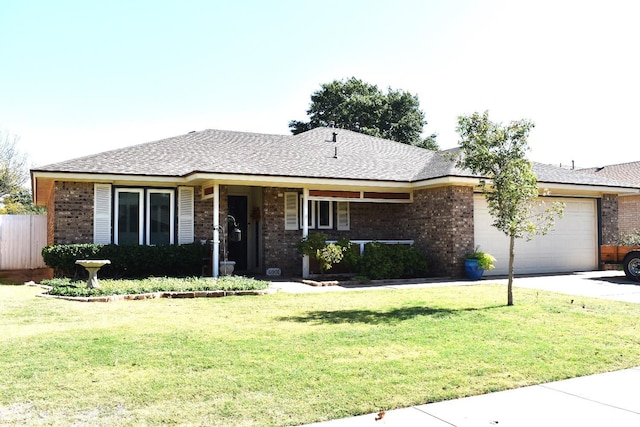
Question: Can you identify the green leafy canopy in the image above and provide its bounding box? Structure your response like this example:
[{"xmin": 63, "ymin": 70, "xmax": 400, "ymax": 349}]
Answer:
[
  {"xmin": 290, "ymin": 77, "xmax": 438, "ymax": 149},
  {"xmin": 456, "ymin": 111, "xmax": 564, "ymax": 305}
]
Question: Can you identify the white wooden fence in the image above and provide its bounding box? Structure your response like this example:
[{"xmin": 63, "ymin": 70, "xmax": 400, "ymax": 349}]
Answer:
[{"xmin": 0, "ymin": 215, "xmax": 47, "ymax": 269}]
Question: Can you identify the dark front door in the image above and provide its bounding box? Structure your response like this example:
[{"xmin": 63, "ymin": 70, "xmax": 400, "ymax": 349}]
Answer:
[{"xmin": 227, "ymin": 195, "xmax": 248, "ymax": 271}]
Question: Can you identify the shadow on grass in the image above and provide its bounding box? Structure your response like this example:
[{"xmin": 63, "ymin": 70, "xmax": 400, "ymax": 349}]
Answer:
[{"xmin": 279, "ymin": 304, "xmax": 503, "ymax": 325}]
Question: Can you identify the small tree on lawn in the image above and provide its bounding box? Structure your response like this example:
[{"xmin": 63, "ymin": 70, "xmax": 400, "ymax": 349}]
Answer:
[{"xmin": 456, "ymin": 111, "xmax": 564, "ymax": 306}]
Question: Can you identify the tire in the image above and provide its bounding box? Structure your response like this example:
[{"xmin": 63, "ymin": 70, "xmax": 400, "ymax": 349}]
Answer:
[{"xmin": 622, "ymin": 251, "xmax": 640, "ymax": 280}]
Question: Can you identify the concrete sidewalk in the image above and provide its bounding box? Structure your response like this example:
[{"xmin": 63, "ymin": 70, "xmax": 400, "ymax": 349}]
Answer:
[
  {"xmin": 302, "ymin": 367, "xmax": 640, "ymax": 426},
  {"xmin": 275, "ymin": 270, "xmax": 640, "ymax": 427}
]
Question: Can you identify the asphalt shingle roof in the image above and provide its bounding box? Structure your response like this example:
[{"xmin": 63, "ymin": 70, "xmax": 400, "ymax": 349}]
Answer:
[
  {"xmin": 580, "ymin": 161, "xmax": 640, "ymax": 187},
  {"xmin": 32, "ymin": 127, "xmax": 638, "ymax": 189}
]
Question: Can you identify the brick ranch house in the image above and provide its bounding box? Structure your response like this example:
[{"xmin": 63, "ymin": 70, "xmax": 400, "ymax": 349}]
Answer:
[{"xmin": 30, "ymin": 127, "xmax": 638, "ymax": 278}]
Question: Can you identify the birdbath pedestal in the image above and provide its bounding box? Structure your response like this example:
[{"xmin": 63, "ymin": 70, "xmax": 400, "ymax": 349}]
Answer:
[{"xmin": 75, "ymin": 260, "xmax": 111, "ymax": 289}]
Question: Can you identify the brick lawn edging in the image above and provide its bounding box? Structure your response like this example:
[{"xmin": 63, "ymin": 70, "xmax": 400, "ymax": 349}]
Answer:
[{"xmin": 35, "ymin": 288, "xmax": 276, "ymax": 302}]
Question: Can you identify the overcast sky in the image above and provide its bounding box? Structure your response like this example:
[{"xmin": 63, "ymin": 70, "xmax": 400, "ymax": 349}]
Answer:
[{"xmin": 2, "ymin": 0, "xmax": 638, "ymax": 170}]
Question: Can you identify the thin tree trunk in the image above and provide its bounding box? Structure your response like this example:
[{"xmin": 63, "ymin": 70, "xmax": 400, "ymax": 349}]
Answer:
[{"xmin": 507, "ymin": 234, "xmax": 515, "ymax": 306}]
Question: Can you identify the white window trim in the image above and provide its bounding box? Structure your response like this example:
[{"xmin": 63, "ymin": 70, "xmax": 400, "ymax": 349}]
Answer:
[
  {"xmin": 146, "ymin": 189, "xmax": 175, "ymax": 245},
  {"xmin": 114, "ymin": 188, "xmax": 144, "ymax": 245},
  {"xmin": 300, "ymin": 195, "xmax": 316, "ymax": 229},
  {"xmin": 285, "ymin": 194, "xmax": 351, "ymax": 231},
  {"xmin": 317, "ymin": 200, "xmax": 333, "ymax": 229}
]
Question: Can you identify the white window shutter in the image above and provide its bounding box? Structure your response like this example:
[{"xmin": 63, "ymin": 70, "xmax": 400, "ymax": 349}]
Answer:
[
  {"xmin": 93, "ymin": 184, "xmax": 112, "ymax": 244},
  {"xmin": 337, "ymin": 201, "xmax": 350, "ymax": 231},
  {"xmin": 284, "ymin": 192, "xmax": 299, "ymax": 230},
  {"xmin": 177, "ymin": 186, "xmax": 194, "ymax": 244}
]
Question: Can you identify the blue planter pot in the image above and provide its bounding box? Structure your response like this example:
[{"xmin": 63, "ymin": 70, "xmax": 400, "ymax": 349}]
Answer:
[{"xmin": 464, "ymin": 258, "xmax": 485, "ymax": 280}]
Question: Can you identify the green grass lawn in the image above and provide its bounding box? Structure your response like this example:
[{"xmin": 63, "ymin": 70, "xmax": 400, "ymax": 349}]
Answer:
[{"xmin": 1, "ymin": 282, "xmax": 640, "ymax": 426}]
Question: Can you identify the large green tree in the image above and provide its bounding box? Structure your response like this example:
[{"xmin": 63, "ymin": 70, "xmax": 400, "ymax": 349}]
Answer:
[
  {"xmin": 0, "ymin": 130, "xmax": 42, "ymax": 214},
  {"xmin": 1, "ymin": 130, "xmax": 28, "ymax": 198},
  {"xmin": 290, "ymin": 77, "xmax": 438, "ymax": 149},
  {"xmin": 456, "ymin": 111, "xmax": 564, "ymax": 306},
  {"xmin": 1, "ymin": 188, "xmax": 44, "ymax": 214}
]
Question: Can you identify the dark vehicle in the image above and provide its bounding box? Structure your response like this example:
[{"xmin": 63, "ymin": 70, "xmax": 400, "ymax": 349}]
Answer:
[{"xmin": 623, "ymin": 251, "xmax": 640, "ymax": 280}]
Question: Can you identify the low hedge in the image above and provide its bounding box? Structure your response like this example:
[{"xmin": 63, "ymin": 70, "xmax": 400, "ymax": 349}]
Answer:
[
  {"xmin": 358, "ymin": 242, "xmax": 430, "ymax": 280},
  {"xmin": 42, "ymin": 243, "xmax": 206, "ymax": 279},
  {"xmin": 42, "ymin": 276, "xmax": 270, "ymax": 297}
]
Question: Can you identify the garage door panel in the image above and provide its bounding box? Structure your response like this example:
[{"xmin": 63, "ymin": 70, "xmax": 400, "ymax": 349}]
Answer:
[{"xmin": 474, "ymin": 196, "xmax": 597, "ymax": 276}]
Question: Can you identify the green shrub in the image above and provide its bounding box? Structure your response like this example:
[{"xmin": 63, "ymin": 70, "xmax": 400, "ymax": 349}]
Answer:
[
  {"xmin": 618, "ymin": 230, "xmax": 640, "ymax": 246},
  {"xmin": 42, "ymin": 276, "xmax": 270, "ymax": 297},
  {"xmin": 465, "ymin": 247, "xmax": 496, "ymax": 270},
  {"xmin": 42, "ymin": 243, "xmax": 206, "ymax": 279},
  {"xmin": 41, "ymin": 244, "xmax": 102, "ymax": 277},
  {"xmin": 296, "ymin": 233, "xmax": 346, "ymax": 276},
  {"xmin": 358, "ymin": 242, "xmax": 429, "ymax": 280},
  {"xmin": 336, "ymin": 238, "xmax": 359, "ymax": 271}
]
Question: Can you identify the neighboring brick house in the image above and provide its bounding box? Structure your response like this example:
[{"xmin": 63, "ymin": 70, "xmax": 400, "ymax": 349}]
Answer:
[
  {"xmin": 31, "ymin": 127, "xmax": 638, "ymax": 278},
  {"xmin": 581, "ymin": 162, "xmax": 640, "ymax": 239}
]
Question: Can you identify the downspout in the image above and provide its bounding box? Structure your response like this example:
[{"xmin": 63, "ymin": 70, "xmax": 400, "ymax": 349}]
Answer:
[
  {"xmin": 302, "ymin": 188, "xmax": 310, "ymax": 278},
  {"xmin": 212, "ymin": 183, "xmax": 220, "ymax": 277}
]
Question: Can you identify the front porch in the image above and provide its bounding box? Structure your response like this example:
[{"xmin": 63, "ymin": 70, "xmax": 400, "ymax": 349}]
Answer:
[{"xmin": 197, "ymin": 184, "xmax": 475, "ymax": 279}]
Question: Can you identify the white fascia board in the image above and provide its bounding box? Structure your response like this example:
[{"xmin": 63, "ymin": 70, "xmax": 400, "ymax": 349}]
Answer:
[
  {"xmin": 32, "ymin": 171, "xmax": 639, "ymax": 196},
  {"xmin": 31, "ymin": 171, "xmax": 185, "ymax": 185},
  {"xmin": 186, "ymin": 172, "xmax": 414, "ymax": 190},
  {"xmin": 536, "ymin": 181, "xmax": 640, "ymax": 196},
  {"xmin": 411, "ymin": 176, "xmax": 481, "ymax": 188}
]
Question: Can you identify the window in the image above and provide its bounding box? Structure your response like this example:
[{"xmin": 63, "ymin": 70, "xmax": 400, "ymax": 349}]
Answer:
[
  {"xmin": 284, "ymin": 192, "xmax": 348, "ymax": 231},
  {"xmin": 114, "ymin": 188, "xmax": 175, "ymax": 245},
  {"xmin": 115, "ymin": 189, "xmax": 143, "ymax": 245},
  {"xmin": 147, "ymin": 190, "xmax": 174, "ymax": 245},
  {"xmin": 317, "ymin": 201, "xmax": 332, "ymax": 229}
]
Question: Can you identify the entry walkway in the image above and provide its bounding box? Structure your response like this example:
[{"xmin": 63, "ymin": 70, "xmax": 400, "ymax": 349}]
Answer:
[{"xmin": 274, "ymin": 270, "xmax": 640, "ymax": 426}]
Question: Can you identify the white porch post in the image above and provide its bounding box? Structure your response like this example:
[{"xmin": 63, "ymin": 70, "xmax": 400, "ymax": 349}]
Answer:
[
  {"xmin": 302, "ymin": 188, "xmax": 310, "ymax": 278},
  {"xmin": 212, "ymin": 183, "xmax": 220, "ymax": 277}
]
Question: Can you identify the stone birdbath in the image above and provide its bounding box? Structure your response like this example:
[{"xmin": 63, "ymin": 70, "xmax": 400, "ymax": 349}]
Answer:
[{"xmin": 75, "ymin": 260, "xmax": 111, "ymax": 289}]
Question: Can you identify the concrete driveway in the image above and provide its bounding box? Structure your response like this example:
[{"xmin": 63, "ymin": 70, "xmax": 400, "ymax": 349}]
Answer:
[
  {"xmin": 271, "ymin": 270, "xmax": 640, "ymax": 303},
  {"xmin": 490, "ymin": 270, "xmax": 640, "ymax": 303}
]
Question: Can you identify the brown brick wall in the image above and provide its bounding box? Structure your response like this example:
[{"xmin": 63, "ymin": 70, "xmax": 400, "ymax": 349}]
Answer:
[
  {"xmin": 259, "ymin": 186, "xmax": 475, "ymax": 278},
  {"xmin": 262, "ymin": 187, "xmax": 302, "ymax": 276},
  {"xmin": 617, "ymin": 195, "xmax": 640, "ymax": 238},
  {"xmin": 52, "ymin": 181, "xmax": 94, "ymax": 244},
  {"xmin": 601, "ymin": 194, "xmax": 619, "ymax": 244},
  {"xmin": 194, "ymin": 185, "xmax": 228, "ymax": 244},
  {"xmin": 404, "ymin": 186, "xmax": 474, "ymax": 277},
  {"xmin": 194, "ymin": 186, "xmax": 213, "ymax": 242}
]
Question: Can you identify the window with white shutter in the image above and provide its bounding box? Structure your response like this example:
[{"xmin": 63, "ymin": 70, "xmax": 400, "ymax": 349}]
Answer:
[
  {"xmin": 177, "ymin": 187, "xmax": 194, "ymax": 244},
  {"xmin": 93, "ymin": 184, "xmax": 112, "ymax": 244},
  {"xmin": 284, "ymin": 192, "xmax": 299, "ymax": 230}
]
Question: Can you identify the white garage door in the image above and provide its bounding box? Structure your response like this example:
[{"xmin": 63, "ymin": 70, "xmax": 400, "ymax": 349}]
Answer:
[{"xmin": 474, "ymin": 195, "xmax": 598, "ymax": 276}]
